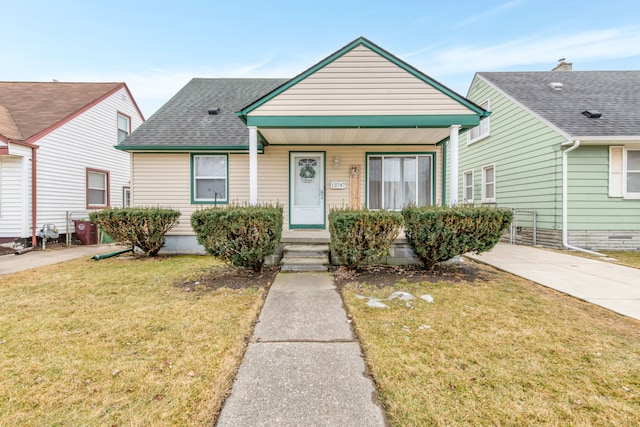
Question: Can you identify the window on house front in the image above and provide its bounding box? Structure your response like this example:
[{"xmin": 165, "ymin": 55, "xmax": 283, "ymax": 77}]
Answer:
[
  {"xmin": 117, "ymin": 113, "xmax": 131, "ymax": 143},
  {"xmin": 367, "ymin": 154, "xmax": 433, "ymax": 210},
  {"xmin": 468, "ymin": 99, "xmax": 490, "ymax": 144},
  {"xmin": 463, "ymin": 170, "xmax": 474, "ymax": 203},
  {"xmin": 482, "ymin": 165, "xmax": 495, "ymax": 202},
  {"xmin": 87, "ymin": 169, "xmax": 110, "ymax": 208},
  {"xmin": 192, "ymin": 154, "xmax": 228, "ymax": 203}
]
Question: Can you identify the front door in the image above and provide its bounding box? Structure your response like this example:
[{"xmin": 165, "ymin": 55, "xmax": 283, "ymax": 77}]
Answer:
[{"xmin": 290, "ymin": 152, "xmax": 325, "ymax": 228}]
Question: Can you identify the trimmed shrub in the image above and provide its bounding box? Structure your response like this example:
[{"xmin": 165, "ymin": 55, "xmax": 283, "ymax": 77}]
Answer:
[
  {"xmin": 89, "ymin": 207, "xmax": 181, "ymax": 257},
  {"xmin": 191, "ymin": 204, "xmax": 283, "ymax": 273},
  {"xmin": 402, "ymin": 206, "xmax": 513, "ymax": 269},
  {"xmin": 329, "ymin": 208, "xmax": 403, "ymax": 268}
]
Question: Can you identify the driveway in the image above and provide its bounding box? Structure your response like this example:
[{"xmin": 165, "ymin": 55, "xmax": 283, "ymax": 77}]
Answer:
[
  {"xmin": 466, "ymin": 244, "xmax": 640, "ymax": 321},
  {"xmin": 0, "ymin": 244, "xmax": 117, "ymax": 276}
]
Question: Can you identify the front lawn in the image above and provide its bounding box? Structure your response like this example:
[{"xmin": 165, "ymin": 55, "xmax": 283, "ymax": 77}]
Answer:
[
  {"xmin": 340, "ymin": 262, "xmax": 640, "ymax": 426},
  {"xmin": 599, "ymin": 251, "xmax": 640, "ymax": 269},
  {"xmin": 0, "ymin": 255, "xmax": 267, "ymax": 425}
]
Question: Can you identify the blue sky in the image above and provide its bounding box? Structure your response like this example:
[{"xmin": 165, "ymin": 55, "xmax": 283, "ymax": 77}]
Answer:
[{"xmin": 3, "ymin": 0, "xmax": 640, "ymax": 117}]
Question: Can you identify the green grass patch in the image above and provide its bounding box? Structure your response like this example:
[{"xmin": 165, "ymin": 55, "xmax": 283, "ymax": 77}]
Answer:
[
  {"xmin": 342, "ymin": 265, "xmax": 640, "ymax": 426},
  {"xmin": 0, "ymin": 255, "xmax": 265, "ymax": 425}
]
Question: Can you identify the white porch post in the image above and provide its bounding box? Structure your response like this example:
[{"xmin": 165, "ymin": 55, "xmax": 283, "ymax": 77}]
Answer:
[
  {"xmin": 249, "ymin": 126, "xmax": 258, "ymax": 205},
  {"xmin": 449, "ymin": 125, "xmax": 461, "ymax": 206}
]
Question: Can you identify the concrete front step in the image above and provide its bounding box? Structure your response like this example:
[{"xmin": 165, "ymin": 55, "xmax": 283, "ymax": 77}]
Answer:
[
  {"xmin": 281, "ymin": 258, "xmax": 329, "ymax": 272},
  {"xmin": 283, "ymin": 244, "xmax": 329, "ymax": 254},
  {"xmin": 280, "ymin": 244, "xmax": 330, "ymax": 272}
]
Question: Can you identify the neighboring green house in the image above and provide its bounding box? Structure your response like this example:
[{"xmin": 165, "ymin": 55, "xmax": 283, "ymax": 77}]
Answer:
[{"xmin": 457, "ymin": 67, "xmax": 640, "ymax": 251}]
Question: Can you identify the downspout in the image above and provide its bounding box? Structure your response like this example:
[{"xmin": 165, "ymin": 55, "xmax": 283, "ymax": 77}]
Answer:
[
  {"xmin": 561, "ymin": 139, "xmax": 605, "ymax": 256},
  {"xmin": 31, "ymin": 145, "xmax": 38, "ymax": 248}
]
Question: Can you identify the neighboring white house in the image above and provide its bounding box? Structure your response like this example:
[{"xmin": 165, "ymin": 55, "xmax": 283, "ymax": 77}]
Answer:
[{"xmin": 0, "ymin": 82, "xmax": 144, "ymax": 246}]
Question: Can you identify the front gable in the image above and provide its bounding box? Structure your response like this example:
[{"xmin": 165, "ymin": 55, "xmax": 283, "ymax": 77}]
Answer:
[{"xmin": 238, "ymin": 37, "xmax": 487, "ymax": 142}]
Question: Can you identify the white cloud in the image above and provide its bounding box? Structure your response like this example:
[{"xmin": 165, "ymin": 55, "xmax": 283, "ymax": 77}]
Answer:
[
  {"xmin": 54, "ymin": 57, "xmax": 309, "ymax": 117},
  {"xmin": 408, "ymin": 26, "xmax": 640, "ymax": 76},
  {"xmin": 454, "ymin": 0, "xmax": 522, "ymax": 28},
  {"xmin": 50, "ymin": 25, "xmax": 640, "ymax": 117}
]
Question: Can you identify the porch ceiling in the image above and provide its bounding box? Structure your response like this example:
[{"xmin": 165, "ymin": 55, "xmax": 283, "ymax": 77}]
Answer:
[{"xmin": 258, "ymin": 127, "xmax": 451, "ymax": 145}]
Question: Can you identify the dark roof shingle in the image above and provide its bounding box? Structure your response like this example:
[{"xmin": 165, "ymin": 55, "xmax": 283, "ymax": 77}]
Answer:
[
  {"xmin": 477, "ymin": 71, "xmax": 640, "ymax": 137},
  {"xmin": 119, "ymin": 78, "xmax": 288, "ymax": 148}
]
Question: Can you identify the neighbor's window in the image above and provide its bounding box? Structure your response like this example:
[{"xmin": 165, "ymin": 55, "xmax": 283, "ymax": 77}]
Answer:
[
  {"xmin": 192, "ymin": 154, "xmax": 228, "ymax": 203},
  {"xmin": 463, "ymin": 170, "xmax": 474, "ymax": 203},
  {"xmin": 117, "ymin": 113, "xmax": 131, "ymax": 143},
  {"xmin": 367, "ymin": 154, "xmax": 433, "ymax": 210},
  {"xmin": 482, "ymin": 164, "xmax": 495, "ymax": 202},
  {"xmin": 626, "ymin": 149, "xmax": 640, "ymax": 194},
  {"xmin": 123, "ymin": 187, "xmax": 131, "ymax": 207},
  {"xmin": 609, "ymin": 147, "xmax": 640, "ymax": 198},
  {"xmin": 468, "ymin": 99, "xmax": 490, "ymax": 144},
  {"xmin": 87, "ymin": 169, "xmax": 110, "ymax": 208}
]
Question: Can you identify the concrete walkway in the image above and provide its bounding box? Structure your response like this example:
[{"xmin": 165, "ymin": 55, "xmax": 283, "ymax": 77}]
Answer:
[
  {"xmin": 216, "ymin": 271, "xmax": 387, "ymax": 427},
  {"xmin": 467, "ymin": 244, "xmax": 640, "ymax": 321},
  {"xmin": 0, "ymin": 244, "xmax": 117, "ymax": 276}
]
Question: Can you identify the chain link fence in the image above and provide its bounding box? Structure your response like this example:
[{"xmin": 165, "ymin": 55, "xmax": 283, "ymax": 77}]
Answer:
[{"xmin": 507, "ymin": 209, "xmax": 537, "ymax": 246}]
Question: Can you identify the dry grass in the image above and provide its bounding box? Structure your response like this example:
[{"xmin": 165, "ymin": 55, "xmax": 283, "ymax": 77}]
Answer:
[
  {"xmin": 552, "ymin": 249, "xmax": 640, "ymax": 269},
  {"xmin": 0, "ymin": 255, "xmax": 266, "ymax": 426},
  {"xmin": 599, "ymin": 251, "xmax": 640, "ymax": 269},
  {"xmin": 342, "ymin": 263, "xmax": 640, "ymax": 426}
]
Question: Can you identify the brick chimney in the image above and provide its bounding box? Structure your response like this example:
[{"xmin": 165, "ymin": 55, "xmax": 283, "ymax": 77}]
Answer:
[{"xmin": 552, "ymin": 60, "xmax": 573, "ymax": 71}]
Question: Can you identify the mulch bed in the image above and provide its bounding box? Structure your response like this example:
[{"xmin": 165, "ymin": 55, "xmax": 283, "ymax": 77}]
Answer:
[
  {"xmin": 0, "ymin": 246, "xmax": 14, "ymax": 256},
  {"xmin": 176, "ymin": 265, "xmax": 281, "ymax": 292},
  {"xmin": 331, "ymin": 259, "xmax": 497, "ymax": 288},
  {"xmin": 174, "ymin": 258, "xmax": 495, "ymax": 293}
]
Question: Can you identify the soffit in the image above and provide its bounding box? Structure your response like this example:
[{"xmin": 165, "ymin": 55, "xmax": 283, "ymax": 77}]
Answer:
[{"xmin": 259, "ymin": 127, "xmax": 450, "ymax": 145}]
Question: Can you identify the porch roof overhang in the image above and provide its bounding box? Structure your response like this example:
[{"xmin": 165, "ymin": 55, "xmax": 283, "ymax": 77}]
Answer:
[
  {"xmin": 244, "ymin": 114, "xmax": 481, "ymax": 146},
  {"xmin": 235, "ymin": 37, "xmax": 489, "ymax": 147}
]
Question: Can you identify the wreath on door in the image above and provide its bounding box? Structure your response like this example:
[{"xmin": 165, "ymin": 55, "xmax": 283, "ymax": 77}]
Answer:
[{"xmin": 300, "ymin": 164, "xmax": 316, "ymax": 180}]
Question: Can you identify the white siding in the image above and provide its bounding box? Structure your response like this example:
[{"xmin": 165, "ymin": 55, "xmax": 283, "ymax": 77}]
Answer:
[
  {"xmin": 251, "ymin": 45, "xmax": 472, "ymax": 116},
  {"xmin": 0, "ymin": 152, "xmax": 31, "ymax": 238},
  {"xmin": 35, "ymin": 87, "xmax": 142, "ymax": 232}
]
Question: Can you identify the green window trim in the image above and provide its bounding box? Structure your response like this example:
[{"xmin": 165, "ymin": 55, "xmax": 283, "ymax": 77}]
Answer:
[
  {"xmin": 190, "ymin": 153, "xmax": 229, "ymax": 204},
  {"xmin": 365, "ymin": 152, "xmax": 437, "ymax": 210}
]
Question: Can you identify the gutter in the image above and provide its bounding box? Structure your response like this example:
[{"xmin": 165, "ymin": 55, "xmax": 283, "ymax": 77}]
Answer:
[{"xmin": 561, "ymin": 139, "xmax": 605, "ymax": 257}]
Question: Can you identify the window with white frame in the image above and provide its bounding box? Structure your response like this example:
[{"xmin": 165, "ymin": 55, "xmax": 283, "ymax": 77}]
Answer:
[
  {"xmin": 123, "ymin": 187, "xmax": 131, "ymax": 207},
  {"xmin": 367, "ymin": 154, "xmax": 433, "ymax": 210},
  {"xmin": 117, "ymin": 113, "xmax": 130, "ymax": 143},
  {"xmin": 626, "ymin": 150, "xmax": 640, "ymax": 194},
  {"xmin": 482, "ymin": 165, "xmax": 495, "ymax": 202},
  {"xmin": 463, "ymin": 170, "xmax": 474, "ymax": 203},
  {"xmin": 468, "ymin": 99, "xmax": 490, "ymax": 144},
  {"xmin": 192, "ymin": 154, "xmax": 228, "ymax": 203},
  {"xmin": 609, "ymin": 146, "xmax": 640, "ymax": 198},
  {"xmin": 87, "ymin": 169, "xmax": 109, "ymax": 208}
]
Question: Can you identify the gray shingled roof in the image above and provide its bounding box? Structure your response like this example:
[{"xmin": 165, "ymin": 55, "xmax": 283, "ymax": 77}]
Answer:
[
  {"xmin": 477, "ymin": 71, "xmax": 640, "ymax": 137},
  {"xmin": 119, "ymin": 78, "xmax": 288, "ymax": 148}
]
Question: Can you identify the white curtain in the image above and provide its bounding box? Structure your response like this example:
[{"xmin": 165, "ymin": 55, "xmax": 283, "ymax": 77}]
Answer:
[{"xmin": 384, "ymin": 157, "xmax": 401, "ymax": 210}]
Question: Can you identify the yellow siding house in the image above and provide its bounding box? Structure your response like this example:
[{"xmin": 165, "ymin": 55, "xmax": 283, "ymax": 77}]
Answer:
[{"xmin": 117, "ymin": 37, "xmax": 488, "ymax": 253}]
